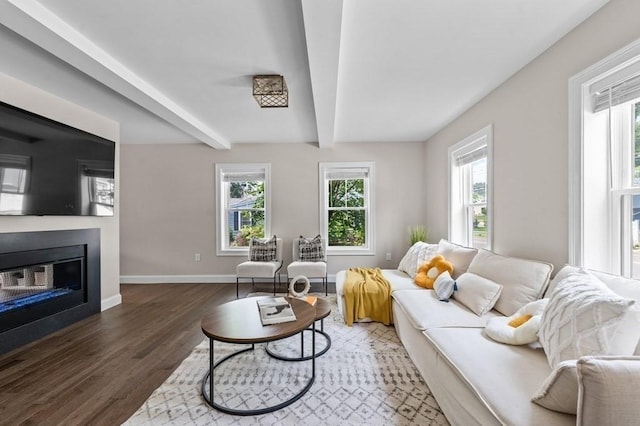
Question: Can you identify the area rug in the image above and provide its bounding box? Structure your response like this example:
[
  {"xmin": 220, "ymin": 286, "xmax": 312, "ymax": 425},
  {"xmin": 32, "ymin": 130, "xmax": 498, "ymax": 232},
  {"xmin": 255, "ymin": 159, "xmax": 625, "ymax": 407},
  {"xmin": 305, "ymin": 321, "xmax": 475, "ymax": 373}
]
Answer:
[{"xmin": 124, "ymin": 294, "xmax": 448, "ymax": 426}]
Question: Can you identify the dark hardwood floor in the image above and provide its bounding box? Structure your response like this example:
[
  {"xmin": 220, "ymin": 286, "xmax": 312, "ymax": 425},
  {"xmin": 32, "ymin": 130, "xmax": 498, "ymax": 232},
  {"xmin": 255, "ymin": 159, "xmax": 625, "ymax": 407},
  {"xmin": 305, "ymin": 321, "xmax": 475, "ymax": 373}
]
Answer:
[{"xmin": 0, "ymin": 281, "xmax": 332, "ymax": 426}]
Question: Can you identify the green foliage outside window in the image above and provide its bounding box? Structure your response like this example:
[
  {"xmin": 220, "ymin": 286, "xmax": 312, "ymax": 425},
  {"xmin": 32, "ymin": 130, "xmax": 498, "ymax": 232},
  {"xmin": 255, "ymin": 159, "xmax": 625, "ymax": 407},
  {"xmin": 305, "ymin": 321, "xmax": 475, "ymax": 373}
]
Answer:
[
  {"xmin": 328, "ymin": 179, "xmax": 366, "ymax": 246},
  {"xmin": 228, "ymin": 181, "xmax": 265, "ymax": 247}
]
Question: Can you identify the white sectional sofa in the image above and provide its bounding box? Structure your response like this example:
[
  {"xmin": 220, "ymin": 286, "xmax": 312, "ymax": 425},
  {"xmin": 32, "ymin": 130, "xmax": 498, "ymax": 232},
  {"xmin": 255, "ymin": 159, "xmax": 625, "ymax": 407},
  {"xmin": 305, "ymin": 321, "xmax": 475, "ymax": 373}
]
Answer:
[{"xmin": 335, "ymin": 240, "xmax": 640, "ymax": 426}]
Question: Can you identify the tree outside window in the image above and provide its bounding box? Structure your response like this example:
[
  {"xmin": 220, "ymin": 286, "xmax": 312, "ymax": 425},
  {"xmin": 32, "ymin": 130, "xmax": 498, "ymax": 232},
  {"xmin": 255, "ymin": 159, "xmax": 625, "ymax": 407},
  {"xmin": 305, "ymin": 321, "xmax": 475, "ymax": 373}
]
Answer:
[
  {"xmin": 328, "ymin": 178, "xmax": 365, "ymax": 246},
  {"xmin": 320, "ymin": 162, "xmax": 375, "ymax": 255}
]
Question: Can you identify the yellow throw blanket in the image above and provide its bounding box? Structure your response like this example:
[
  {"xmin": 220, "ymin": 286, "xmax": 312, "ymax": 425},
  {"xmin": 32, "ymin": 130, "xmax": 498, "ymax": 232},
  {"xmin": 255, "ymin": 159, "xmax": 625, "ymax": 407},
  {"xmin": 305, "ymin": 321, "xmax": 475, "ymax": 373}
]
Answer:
[{"xmin": 343, "ymin": 267, "xmax": 393, "ymax": 326}]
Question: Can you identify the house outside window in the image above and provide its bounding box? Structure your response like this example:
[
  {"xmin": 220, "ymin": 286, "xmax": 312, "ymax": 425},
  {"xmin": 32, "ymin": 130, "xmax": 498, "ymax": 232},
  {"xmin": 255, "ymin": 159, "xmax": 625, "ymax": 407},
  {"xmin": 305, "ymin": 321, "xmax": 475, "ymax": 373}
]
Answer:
[
  {"xmin": 448, "ymin": 125, "xmax": 493, "ymax": 249},
  {"xmin": 319, "ymin": 162, "xmax": 375, "ymax": 255},
  {"xmin": 570, "ymin": 43, "xmax": 640, "ymax": 277},
  {"xmin": 216, "ymin": 163, "xmax": 270, "ymax": 255}
]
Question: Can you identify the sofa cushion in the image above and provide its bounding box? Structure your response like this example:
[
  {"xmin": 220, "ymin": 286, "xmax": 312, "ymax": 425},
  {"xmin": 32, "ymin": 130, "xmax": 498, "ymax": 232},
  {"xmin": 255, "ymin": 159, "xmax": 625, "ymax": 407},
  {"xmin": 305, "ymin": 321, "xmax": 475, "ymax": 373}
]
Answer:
[
  {"xmin": 467, "ymin": 249, "xmax": 553, "ymax": 316},
  {"xmin": 576, "ymin": 356, "xmax": 640, "ymax": 426},
  {"xmin": 548, "ymin": 265, "xmax": 640, "ymax": 303},
  {"xmin": 538, "ymin": 270, "xmax": 640, "ymax": 368},
  {"xmin": 549, "ymin": 265, "xmax": 640, "ymax": 355},
  {"xmin": 391, "ymin": 288, "xmax": 502, "ymax": 331},
  {"xmin": 397, "ymin": 242, "xmax": 438, "ymax": 278},
  {"xmin": 436, "ymin": 239, "xmax": 478, "ymax": 279},
  {"xmin": 423, "ymin": 327, "xmax": 575, "ymax": 425},
  {"xmin": 453, "ymin": 272, "xmax": 502, "ymax": 316},
  {"xmin": 531, "ymin": 360, "xmax": 578, "ymax": 414}
]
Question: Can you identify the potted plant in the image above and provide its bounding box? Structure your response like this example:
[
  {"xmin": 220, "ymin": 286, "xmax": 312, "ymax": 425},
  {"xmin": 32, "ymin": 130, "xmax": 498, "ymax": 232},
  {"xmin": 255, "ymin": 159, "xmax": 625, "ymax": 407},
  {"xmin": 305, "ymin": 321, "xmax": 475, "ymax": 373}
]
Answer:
[{"xmin": 409, "ymin": 225, "xmax": 428, "ymax": 245}]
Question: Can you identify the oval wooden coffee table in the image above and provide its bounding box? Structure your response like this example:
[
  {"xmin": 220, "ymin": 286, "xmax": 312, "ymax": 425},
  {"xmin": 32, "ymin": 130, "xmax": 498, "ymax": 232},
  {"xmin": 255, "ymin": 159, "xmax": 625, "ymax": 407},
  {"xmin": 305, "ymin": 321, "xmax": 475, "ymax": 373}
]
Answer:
[
  {"xmin": 200, "ymin": 296, "xmax": 316, "ymax": 416},
  {"xmin": 265, "ymin": 297, "xmax": 332, "ymax": 361}
]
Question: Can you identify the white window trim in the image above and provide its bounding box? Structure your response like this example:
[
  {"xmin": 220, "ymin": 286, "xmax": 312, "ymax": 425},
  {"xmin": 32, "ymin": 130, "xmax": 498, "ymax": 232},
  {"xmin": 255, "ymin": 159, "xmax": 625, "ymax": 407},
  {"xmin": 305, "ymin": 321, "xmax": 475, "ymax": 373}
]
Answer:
[
  {"xmin": 448, "ymin": 124, "xmax": 493, "ymax": 249},
  {"xmin": 215, "ymin": 163, "xmax": 271, "ymax": 256},
  {"xmin": 568, "ymin": 38, "xmax": 640, "ymax": 269},
  {"xmin": 319, "ymin": 161, "xmax": 375, "ymax": 256}
]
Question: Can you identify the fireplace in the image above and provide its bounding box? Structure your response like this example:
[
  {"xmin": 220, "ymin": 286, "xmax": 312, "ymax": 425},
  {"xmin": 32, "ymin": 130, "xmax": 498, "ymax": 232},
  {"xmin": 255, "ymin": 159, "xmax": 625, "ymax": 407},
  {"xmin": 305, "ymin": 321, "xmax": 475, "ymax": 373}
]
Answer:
[{"xmin": 0, "ymin": 229, "xmax": 100, "ymax": 355}]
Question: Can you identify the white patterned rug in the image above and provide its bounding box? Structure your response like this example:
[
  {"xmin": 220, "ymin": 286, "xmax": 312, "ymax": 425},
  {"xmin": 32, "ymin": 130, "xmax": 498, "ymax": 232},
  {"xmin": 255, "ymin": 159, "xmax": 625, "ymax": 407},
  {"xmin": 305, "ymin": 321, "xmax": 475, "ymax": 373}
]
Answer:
[{"xmin": 124, "ymin": 294, "xmax": 448, "ymax": 426}]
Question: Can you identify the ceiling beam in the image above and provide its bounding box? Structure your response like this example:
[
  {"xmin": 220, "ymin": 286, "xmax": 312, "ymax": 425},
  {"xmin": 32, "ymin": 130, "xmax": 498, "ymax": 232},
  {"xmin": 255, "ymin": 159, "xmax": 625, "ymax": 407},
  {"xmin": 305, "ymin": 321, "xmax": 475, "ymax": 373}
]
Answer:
[
  {"xmin": 0, "ymin": 0, "xmax": 230, "ymax": 149},
  {"xmin": 302, "ymin": 0, "xmax": 343, "ymax": 149}
]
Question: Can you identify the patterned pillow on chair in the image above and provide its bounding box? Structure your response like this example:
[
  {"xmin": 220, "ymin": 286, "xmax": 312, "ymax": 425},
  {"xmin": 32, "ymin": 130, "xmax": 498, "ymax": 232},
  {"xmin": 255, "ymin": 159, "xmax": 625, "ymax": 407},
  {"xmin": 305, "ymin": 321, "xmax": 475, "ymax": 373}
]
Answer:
[
  {"xmin": 299, "ymin": 235, "xmax": 324, "ymax": 262},
  {"xmin": 249, "ymin": 236, "xmax": 278, "ymax": 261}
]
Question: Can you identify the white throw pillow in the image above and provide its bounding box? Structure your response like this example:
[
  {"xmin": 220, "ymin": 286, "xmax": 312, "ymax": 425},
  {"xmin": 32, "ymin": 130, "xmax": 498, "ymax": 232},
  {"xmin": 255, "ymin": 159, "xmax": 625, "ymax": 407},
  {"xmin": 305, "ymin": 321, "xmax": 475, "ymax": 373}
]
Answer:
[
  {"xmin": 531, "ymin": 360, "xmax": 578, "ymax": 414},
  {"xmin": 436, "ymin": 239, "xmax": 478, "ymax": 279},
  {"xmin": 484, "ymin": 298, "xmax": 548, "ymax": 345},
  {"xmin": 467, "ymin": 249, "xmax": 553, "ymax": 316},
  {"xmin": 453, "ymin": 272, "xmax": 503, "ymax": 316},
  {"xmin": 538, "ymin": 270, "xmax": 640, "ymax": 369},
  {"xmin": 433, "ymin": 270, "xmax": 457, "ymax": 302},
  {"xmin": 398, "ymin": 242, "xmax": 438, "ymax": 278}
]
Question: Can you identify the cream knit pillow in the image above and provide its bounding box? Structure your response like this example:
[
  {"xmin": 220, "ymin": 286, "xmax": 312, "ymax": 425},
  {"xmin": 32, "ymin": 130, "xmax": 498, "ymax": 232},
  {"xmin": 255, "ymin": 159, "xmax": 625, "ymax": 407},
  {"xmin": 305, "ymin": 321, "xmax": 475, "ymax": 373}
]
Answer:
[
  {"xmin": 538, "ymin": 270, "xmax": 640, "ymax": 369},
  {"xmin": 398, "ymin": 242, "xmax": 437, "ymax": 278}
]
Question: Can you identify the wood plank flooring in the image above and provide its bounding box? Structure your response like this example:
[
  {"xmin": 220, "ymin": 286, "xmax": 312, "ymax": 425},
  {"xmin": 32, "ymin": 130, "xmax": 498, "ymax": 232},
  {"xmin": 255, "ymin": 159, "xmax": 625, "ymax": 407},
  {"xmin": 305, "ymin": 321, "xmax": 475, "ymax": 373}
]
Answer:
[{"xmin": 0, "ymin": 282, "xmax": 330, "ymax": 426}]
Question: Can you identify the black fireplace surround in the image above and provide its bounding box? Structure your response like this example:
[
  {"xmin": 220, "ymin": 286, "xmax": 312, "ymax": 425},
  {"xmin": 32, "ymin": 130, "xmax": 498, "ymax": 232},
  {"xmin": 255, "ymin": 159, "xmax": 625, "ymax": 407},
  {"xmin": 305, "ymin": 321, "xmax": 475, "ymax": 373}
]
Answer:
[{"xmin": 0, "ymin": 228, "xmax": 100, "ymax": 355}]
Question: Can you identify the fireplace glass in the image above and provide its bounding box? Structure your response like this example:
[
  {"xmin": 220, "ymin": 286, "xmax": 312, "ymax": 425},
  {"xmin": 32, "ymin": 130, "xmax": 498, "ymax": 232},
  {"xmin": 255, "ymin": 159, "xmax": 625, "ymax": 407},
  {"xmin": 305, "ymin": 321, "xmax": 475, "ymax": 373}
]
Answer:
[{"xmin": 0, "ymin": 250, "xmax": 85, "ymax": 333}]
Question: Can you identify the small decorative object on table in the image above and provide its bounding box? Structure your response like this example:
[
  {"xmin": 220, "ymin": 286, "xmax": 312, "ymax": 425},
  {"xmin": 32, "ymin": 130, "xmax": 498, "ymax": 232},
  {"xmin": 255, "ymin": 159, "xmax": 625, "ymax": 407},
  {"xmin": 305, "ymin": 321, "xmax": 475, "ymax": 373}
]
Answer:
[
  {"xmin": 257, "ymin": 297, "xmax": 297, "ymax": 325},
  {"xmin": 289, "ymin": 275, "xmax": 317, "ymax": 305}
]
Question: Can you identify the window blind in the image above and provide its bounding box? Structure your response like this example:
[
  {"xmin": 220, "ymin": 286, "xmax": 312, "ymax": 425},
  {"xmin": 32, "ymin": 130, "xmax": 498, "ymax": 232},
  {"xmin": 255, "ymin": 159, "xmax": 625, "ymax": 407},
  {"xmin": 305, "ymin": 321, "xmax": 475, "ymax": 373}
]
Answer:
[
  {"xmin": 83, "ymin": 167, "xmax": 114, "ymax": 179},
  {"xmin": 454, "ymin": 146, "xmax": 487, "ymax": 167},
  {"xmin": 222, "ymin": 171, "xmax": 265, "ymax": 182},
  {"xmin": 593, "ymin": 73, "xmax": 640, "ymax": 112},
  {"xmin": 326, "ymin": 168, "xmax": 368, "ymax": 180},
  {"xmin": 0, "ymin": 154, "xmax": 29, "ymax": 170}
]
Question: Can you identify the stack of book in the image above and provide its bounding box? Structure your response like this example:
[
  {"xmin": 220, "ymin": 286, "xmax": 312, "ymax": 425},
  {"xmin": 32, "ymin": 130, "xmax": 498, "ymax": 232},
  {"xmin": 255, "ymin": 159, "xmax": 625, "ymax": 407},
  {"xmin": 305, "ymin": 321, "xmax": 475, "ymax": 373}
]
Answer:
[{"xmin": 257, "ymin": 297, "xmax": 297, "ymax": 325}]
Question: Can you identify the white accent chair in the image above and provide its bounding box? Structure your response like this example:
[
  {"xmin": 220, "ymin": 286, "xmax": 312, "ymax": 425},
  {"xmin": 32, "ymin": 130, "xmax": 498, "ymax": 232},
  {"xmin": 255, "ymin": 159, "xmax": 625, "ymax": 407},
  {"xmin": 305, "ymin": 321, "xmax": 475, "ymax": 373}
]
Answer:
[
  {"xmin": 287, "ymin": 237, "xmax": 328, "ymax": 295},
  {"xmin": 236, "ymin": 237, "xmax": 283, "ymax": 298}
]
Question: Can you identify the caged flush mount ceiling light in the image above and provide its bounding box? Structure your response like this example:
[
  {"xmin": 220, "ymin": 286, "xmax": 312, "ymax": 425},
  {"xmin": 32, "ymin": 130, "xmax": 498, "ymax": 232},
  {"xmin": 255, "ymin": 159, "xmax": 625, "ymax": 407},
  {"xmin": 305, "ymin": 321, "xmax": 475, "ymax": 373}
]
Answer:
[{"xmin": 253, "ymin": 75, "xmax": 288, "ymax": 108}]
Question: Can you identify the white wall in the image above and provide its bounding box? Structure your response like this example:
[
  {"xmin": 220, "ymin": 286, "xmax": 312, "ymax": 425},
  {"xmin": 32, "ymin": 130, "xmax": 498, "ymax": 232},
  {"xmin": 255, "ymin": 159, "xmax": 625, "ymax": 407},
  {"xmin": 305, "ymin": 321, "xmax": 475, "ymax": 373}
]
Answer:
[
  {"xmin": 0, "ymin": 72, "xmax": 121, "ymax": 309},
  {"xmin": 423, "ymin": 0, "xmax": 640, "ymax": 272},
  {"xmin": 119, "ymin": 142, "xmax": 426, "ymax": 281}
]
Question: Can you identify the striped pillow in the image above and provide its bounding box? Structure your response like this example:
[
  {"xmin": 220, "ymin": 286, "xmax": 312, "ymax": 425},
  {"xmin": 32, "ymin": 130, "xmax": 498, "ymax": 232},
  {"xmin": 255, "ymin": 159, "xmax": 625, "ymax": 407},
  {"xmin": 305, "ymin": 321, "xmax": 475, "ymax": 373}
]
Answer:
[
  {"xmin": 249, "ymin": 236, "xmax": 278, "ymax": 261},
  {"xmin": 299, "ymin": 235, "xmax": 324, "ymax": 262}
]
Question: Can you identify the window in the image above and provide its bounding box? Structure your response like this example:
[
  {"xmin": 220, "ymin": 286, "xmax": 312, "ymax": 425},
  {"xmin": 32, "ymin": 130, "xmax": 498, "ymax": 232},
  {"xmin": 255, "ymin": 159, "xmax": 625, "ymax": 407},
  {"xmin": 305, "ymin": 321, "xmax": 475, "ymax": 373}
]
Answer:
[
  {"xmin": 0, "ymin": 154, "xmax": 29, "ymax": 215},
  {"xmin": 80, "ymin": 161, "xmax": 114, "ymax": 216},
  {"xmin": 570, "ymin": 43, "xmax": 640, "ymax": 277},
  {"xmin": 448, "ymin": 125, "xmax": 492, "ymax": 249},
  {"xmin": 319, "ymin": 162, "xmax": 374, "ymax": 255},
  {"xmin": 216, "ymin": 163, "xmax": 270, "ymax": 255}
]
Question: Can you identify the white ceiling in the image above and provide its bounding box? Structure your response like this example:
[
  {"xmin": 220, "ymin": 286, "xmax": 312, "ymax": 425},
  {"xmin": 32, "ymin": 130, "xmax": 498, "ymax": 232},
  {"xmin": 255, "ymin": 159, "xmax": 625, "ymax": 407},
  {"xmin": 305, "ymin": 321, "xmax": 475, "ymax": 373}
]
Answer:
[{"xmin": 0, "ymin": 0, "xmax": 609, "ymax": 149}]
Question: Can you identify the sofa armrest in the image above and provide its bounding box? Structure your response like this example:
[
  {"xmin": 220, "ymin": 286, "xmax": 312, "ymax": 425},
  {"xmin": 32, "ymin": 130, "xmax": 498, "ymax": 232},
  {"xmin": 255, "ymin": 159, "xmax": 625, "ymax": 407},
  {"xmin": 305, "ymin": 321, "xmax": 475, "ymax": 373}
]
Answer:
[{"xmin": 576, "ymin": 356, "xmax": 640, "ymax": 426}]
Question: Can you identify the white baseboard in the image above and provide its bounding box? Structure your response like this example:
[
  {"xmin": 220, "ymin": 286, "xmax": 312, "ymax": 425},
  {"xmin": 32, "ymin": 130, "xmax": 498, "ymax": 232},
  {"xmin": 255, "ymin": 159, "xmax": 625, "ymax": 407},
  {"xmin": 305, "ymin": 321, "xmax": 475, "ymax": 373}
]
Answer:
[
  {"xmin": 101, "ymin": 293, "xmax": 122, "ymax": 311},
  {"xmin": 120, "ymin": 274, "xmax": 236, "ymax": 284},
  {"xmin": 120, "ymin": 274, "xmax": 337, "ymax": 285}
]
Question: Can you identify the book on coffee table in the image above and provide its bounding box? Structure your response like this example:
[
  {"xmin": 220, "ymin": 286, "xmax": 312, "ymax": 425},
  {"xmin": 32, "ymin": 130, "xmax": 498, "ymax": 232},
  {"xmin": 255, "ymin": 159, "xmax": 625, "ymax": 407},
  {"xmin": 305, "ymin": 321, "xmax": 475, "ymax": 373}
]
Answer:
[{"xmin": 257, "ymin": 297, "xmax": 297, "ymax": 325}]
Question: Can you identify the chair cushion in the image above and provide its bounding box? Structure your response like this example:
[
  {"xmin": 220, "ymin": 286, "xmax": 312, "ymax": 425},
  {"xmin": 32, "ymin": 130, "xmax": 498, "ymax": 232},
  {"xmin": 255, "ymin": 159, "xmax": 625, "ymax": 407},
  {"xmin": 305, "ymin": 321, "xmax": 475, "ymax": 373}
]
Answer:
[
  {"xmin": 287, "ymin": 261, "xmax": 326, "ymax": 278},
  {"xmin": 249, "ymin": 236, "xmax": 278, "ymax": 261},
  {"xmin": 237, "ymin": 260, "xmax": 280, "ymax": 278}
]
